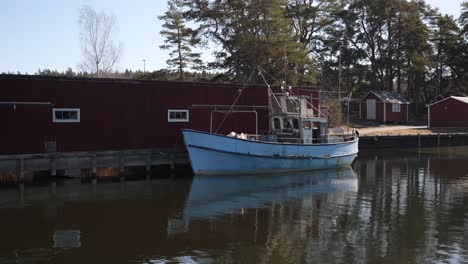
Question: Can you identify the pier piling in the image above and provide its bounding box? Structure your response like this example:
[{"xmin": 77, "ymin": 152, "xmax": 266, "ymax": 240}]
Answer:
[
  {"xmin": 91, "ymin": 154, "xmax": 97, "ymax": 179},
  {"xmin": 50, "ymin": 156, "xmax": 57, "ymax": 177},
  {"xmin": 418, "ymin": 134, "xmax": 421, "ymax": 149},
  {"xmin": 16, "ymin": 157, "xmax": 24, "ymax": 183},
  {"xmin": 170, "ymin": 153, "xmax": 176, "ymax": 172},
  {"xmin": 145, "ymin": 153, "xmax": 151, "ymax": 176},
  {"xmin": 118, "ymin": 152, "xmax": 125, "ymax": 179}
]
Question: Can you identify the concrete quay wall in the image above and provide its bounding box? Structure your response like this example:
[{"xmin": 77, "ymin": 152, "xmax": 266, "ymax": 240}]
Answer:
[{"xmin": 359, "ymin": 133, "xmax": 468, "ymax": 149}]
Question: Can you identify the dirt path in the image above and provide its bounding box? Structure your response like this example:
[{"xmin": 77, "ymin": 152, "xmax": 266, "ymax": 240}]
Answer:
[{"xmin": 356, "ymin": 125, "xmax": 428, "ymax": 136}]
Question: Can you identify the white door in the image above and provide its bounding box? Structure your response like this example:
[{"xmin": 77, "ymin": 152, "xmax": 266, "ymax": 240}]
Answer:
[
  {"xmin": 301, "ymin": 120, "xmax": 313, "ymax": 143},
  {"xmin": 366, "ymin": 99, "xmax": 376, "ymax": 120}
]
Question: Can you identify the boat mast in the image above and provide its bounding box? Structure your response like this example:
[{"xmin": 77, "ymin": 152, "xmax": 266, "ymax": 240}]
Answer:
[{"xmin": 268, "ymin": 82, "xmax": 272, "ymax": 133}]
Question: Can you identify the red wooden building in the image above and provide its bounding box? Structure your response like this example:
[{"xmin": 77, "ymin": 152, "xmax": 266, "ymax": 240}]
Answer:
[
  {"xmin": 360, "ymin": 90, "xmax": 410, "ymax": 123},
  {"xmin": 427, "ymin": 96, "xmax": 468, "ymax": 127},
  {"xmin": 0, "ymin": 75, "xmax": 320, "ymax": 155}
]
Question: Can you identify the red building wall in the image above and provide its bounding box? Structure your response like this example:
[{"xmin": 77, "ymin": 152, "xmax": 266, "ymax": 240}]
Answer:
[
  {"xmin": 429, "ymin": 98, "xmax": 468, "ymax": 127},
  {"xmin": 360, "ymin": 93, "xmax": 408, "ymax": 123},
  {"xmin": 0, "ymin": 76, "xmax": 319, "ymax": 155},
  {"xmin": 384, "ymin": 103, "xmax": 408, "ymax": 122}
]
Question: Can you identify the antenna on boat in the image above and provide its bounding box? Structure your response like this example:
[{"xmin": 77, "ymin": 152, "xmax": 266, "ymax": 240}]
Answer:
[
  {"xmin": 258, "ymin": 67, "xmax": 288, "ymax": 115},
  {"xmin": 283, "ymin": 50, "xmax": 287, "ymax": 85},
  {"xmin": 213, "ymin": 70, "xmax": 256, "ymax": 134},
  {"xmin": 344, "ymin": 92, "xmax": 353, "ymax": 133}
]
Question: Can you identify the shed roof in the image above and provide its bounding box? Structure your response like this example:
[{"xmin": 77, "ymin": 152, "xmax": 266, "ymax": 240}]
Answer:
[
  {"xmin": 427, "ymin": 96, "xmax": 468, "ymax": 107},
  {"xmin": 361, "ymin": 90, "xmax": 410, "ymax": 104}
]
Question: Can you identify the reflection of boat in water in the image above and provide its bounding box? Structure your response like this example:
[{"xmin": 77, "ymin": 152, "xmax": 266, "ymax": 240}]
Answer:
[{"xmin": 181, "ymin": 167, "xmax": 357, "ymax": 221}]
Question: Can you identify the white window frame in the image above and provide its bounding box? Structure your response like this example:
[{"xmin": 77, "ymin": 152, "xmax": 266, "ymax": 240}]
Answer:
[
  {"xmin": 392, "ymin": 103, "xmax": 401, "ymax": 112},
  {"xmin": 52, "ymin": 108, "xmax": 80, "ymax": 123},
  {"xmin": 168, "ymin": 109, "xmax": 189, "ymax": 122}
]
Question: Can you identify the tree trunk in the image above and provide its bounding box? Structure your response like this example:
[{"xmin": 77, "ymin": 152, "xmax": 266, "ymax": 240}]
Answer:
[{"xmin": 177, "ymin": 28, "xmax": 183, "ymax": 80}]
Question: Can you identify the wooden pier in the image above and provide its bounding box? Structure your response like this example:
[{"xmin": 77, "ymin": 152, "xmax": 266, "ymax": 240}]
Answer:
[{"xmin": 0, "ymin": 148, "xmax": 189, "ymax": 183}]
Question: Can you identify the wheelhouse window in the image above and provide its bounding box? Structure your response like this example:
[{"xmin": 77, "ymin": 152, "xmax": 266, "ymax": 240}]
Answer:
[
  {"xmin": 285, "ymin": 99, "xmax": 297, "ymax": 113},
  {"xmin": 292, "ymin": 118, "xmax": 299, "ymax": 129},
  {"xmin": 168, "ymin": 110, "xmax": 189, "ymax": 122},
  {"xmin": 283, "ymin": 118, "xmax": 291, "ymax": 129},
  {"xmin": 52, "ymin": 108, "xmax": 80, "ymax": 123},
  {"xmin": 392, "ymin": 103, "xmax": 401, "ymax": 112},
  {"xmin": 273, "ymin": 118, "xmax": 281, "ymax": 130}
]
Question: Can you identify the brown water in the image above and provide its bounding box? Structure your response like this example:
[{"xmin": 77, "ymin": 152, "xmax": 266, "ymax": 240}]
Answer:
[{"xmin": 1, "ymin": 147, "xmax": 468, "ymax": 264}]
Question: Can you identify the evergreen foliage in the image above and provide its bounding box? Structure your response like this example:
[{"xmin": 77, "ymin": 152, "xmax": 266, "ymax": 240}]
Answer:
[
  {"xmin": 171, "ymin": 0, "xmax": 467, "ymax": 105},
  {"xmin": 180, "ymin": 0, "xmax": 315, "ymax": 84},
  {"xmin": 159, "ymin": 0, "xmax": 203, "ymax": 79}
]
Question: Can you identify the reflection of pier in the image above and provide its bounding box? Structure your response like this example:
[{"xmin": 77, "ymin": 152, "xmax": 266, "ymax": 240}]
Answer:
[
  {"xmin": 0, "ymin": 177, "xmax": 193, "ymax": 263},
  {"xmin": 0, "ymin": 148, "xmax": 189, "ymax": 183}
]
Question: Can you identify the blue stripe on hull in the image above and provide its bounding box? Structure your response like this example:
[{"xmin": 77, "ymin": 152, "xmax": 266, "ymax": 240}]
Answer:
[{"xmin": 187, "ymin": 144, "xmax": 357, "ymax": 175}]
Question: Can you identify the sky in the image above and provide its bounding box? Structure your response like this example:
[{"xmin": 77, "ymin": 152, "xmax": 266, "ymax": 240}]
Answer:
[{"xmin": 0, "ymin": 0, "xmax": 465, "ymax": 74}]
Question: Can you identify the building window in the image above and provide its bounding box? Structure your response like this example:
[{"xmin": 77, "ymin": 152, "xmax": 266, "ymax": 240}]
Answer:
[
  {"xmin": 392, "ymin": 104, "xmax": 401, "ymax": 112},
  {"xmin": 168, "ymin": 110, "xmax": 189, "ymax": 122},
  {"xmin": 53, "ymin": 108, "xmax": 80, "ymax": 123}
]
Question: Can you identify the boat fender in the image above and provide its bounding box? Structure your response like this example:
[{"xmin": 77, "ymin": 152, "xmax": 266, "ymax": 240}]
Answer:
[{"xmin": 236, "ymin": 133, "xmax": 247, "ymax": 139}]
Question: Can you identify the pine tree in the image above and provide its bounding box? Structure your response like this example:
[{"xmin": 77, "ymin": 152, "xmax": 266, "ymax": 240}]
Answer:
[
  {"xmin": 460, "ymin": 1, "xmax": 468, "ymax": 38},
  {"xmin": 159, "ymin": 0, "xmax": 203, "ymax": 79},
  {"xmin": 180, "ymin": 0, "xmax": 314, "ymax": 84}
]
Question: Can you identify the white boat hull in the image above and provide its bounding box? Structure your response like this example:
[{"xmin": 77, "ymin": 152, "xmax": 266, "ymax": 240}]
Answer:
[{"xmin": 182, "ymin": 129, "xmax": 359, "ymax": 175}]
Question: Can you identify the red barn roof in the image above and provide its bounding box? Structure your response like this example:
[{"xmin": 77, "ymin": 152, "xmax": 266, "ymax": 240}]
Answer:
[
  {"xmin": 360, "ymin": 90, "xmax": 410, "ymax": 104},
  {"xmin": 427, "ymin": 96, "xmax": 468, "ymax": 107}
]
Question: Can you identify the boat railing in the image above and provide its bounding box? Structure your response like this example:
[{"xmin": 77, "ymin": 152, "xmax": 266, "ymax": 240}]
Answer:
[
  {"xmin": 326, "ymin": 132, "xmax": 358, "ymax": 143},
  {"xmin": 229, "ymin": 131, "xmax": 357, "ymax": 144}
]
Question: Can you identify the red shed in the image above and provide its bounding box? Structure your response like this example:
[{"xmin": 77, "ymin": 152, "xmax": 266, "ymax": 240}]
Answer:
[
  {"xmin": 428, "ymin": 96, "xmax": 468, "ymax": 127},
  {"xmin": 0, "ymin": 75, "xmax": 320, "ymax": 155},
  {"xmin": 359, "ymin": 90, "xmax": 410, "ymax": 123}
]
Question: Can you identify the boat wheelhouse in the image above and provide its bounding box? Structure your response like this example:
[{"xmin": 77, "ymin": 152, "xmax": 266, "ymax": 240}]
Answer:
[{"xmin": 269, "ymin": 93, "xmax": 328, "ymax": 144}]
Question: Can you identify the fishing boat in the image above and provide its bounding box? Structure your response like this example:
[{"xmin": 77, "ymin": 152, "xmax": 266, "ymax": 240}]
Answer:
[{"xmin": 182, "ymin": 71, "xmax": 358, "ymax": 175}]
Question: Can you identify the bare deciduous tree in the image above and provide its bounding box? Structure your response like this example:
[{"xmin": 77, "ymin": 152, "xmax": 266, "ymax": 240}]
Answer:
[{"xmin": 78, "ymin": 5, "xmax": 122, "ymax": 77}]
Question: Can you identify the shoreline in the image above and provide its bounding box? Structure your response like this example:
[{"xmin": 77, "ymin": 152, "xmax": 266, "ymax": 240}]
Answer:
[{"xmin": 359, "ymin": 132, "xmax": 468, "ymax": 149}]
